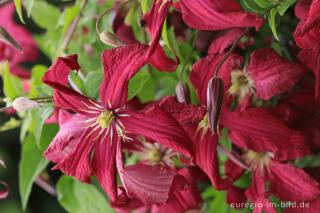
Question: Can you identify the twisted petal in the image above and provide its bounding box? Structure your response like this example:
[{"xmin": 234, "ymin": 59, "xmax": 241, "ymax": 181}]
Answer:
[
  {"xmin": 44, "ymin": 110, "xmax": 88, "ymax": 163},
  {"xmin": 178, "ymin": 0, "xmax": 263, "ymax": 31}
]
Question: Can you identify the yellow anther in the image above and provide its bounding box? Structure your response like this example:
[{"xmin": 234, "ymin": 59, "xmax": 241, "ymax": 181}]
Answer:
[{"xmin": 97, "ymin": 110, "xmax": 115, "ymax": 129}]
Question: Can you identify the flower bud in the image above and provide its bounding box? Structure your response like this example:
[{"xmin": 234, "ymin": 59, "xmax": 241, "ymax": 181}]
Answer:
[
  {"xmin": 175, "ymin": 82, "xmax": 191, "ymax": 104},
  {"xmin": 12, "ymin": 97, "xmax": 41, "ymax": 111},
  {"xmin": 207, "ymin": 77, "xmax": 224, "ymax": 134},
  {"xmin": 99, "ymin": 31, "xmax": 125, "ymax": 47}
]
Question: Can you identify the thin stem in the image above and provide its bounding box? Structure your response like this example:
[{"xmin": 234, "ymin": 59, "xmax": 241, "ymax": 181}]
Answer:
[
  {"xmin": 213, "ymin": 27, "xmax": 250, "ymax": 77},
  {"xmin": 96, "ymin": 0, "xmax": 134, "ymax": 34},
  {"xmin": 179, "ymin": 30, "xmax": 198, "ymax": 83},
  {"xmin": 61, "ymin": 0, "xmax": 88, "ymax": 51},
  {"xmin": 35, "ymin": 176, "xmax": 57, "ymax": 196},
  {"xmin": 219, "ymin": 145, "xmax": 249, "ymax": 170}
]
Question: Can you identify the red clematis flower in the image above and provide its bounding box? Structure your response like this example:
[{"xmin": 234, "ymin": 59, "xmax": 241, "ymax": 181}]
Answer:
[
  {"xmin": 175, "ymin": 0, "xmax": 264, "ymax": 31},
  {"xmin": 0, "ymin": 3, "xmax": 39, "ymax": 78},
  {"xmin": 42, "ymin": 51, "xmax": 193, "ymax": 205},
  {"xmin": 294, "ymin": 0, "xmax": 320, "ymax": 49}
]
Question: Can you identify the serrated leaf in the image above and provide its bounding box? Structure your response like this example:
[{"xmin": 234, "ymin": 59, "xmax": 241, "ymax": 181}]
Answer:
[
  {"xmin": 278, "ymin": 0, "xmax": 296, "ymax": 15},
  {"xmin": 268, "ymin": 8, "xmax": 280, "ymax": 41},
  {"xmin": 57, "ymin": 175, "xmax": 114, "ymax": 213},
  {"xmin": 128, "ymin": 67, "xmax": 150, "ymax": 100},
  {"xmin": 3, "ymin": 62, "xmax": 23, "ymax": 102},
  {"xmin": 19, "ymin": 124, "xmax": 59, "ymax": 210},
  {"xmin": 31, "ymin": 2, "xmax": 60, "ymax": 29},
  {"xmin": 84, "ymin": 71, "xmax": 104, "ymax": 99},
  {"xmin": 14, "ymin": 0, "xmax": 25, "ymax": 24}
]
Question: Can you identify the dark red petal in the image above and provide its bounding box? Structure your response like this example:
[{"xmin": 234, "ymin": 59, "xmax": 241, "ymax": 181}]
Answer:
[
  {"xmin": 195, "ymin": 132, "xmax": 231, "ymax": 190},
  {"xmin": 225, "ymin": 160, "xmax": 245, "ymax": 182},
  {"xmin": 0, "ymin": 182, "xmax": 9, "ymax": 199},
  {"xmin": 247, "ymin": 48, "xmax": 307, "ymax": 100},
  {"xmin": 91, "ymin": 131, "xmax": 119, "ymax": 203},
  {"xmin": 100, "ymin": 44, "xmax": 148, "ymax": 109},
  {"xmin": 53, "ymin": 126, "xmax": 99, "ymax": 183},
  {"xmin": 269, "ymin": 162, "xmax": 320, "ymax": 201},
  {"xmin": 208, "ymin": 28, "xmax": 249, "ymax": 54},
  {"xmin": 226, "ymin": 186, "xmax": 247, "ymax": 208},
  {"xmin": 42, "ymin": 55, "xmax": 99, "ymax": 116},
  {"xmin": 120, "ymin": 107, "xmax": 194, "ymax": 157},
  {"xmin": 148, "ymin": 44, "xmax": 178, "ymax": 72},
  {"xmin": 295, "ymin": 0, "xmax": 312, "ymax": 20},
  {"xmin": 298, "ymin": 48, "xmax": 320, "ymax": 98},
  {"xmin": 44, "ymin": 111, "xmax": 88, "ymax": 163},
  {"xmin": 143, "ymin": 0, "xmax": 172, "ymax": 56},
  {"xmin": 179, "ymin": 0, "xmax": 263, "ymax": 31},
  {"xmin": 293, "ymin": 0, "xmax": 320, "ymax": 48},
  {"xmin": 220, "ymin": 108, "xmax": 309, "ymax": 160},
  {"xmin": 190, "ymin": 53, "xmax": 242, "ymax": 105}
]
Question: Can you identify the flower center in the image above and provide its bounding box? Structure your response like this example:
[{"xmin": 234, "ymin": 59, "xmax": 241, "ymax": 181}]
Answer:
[
  {"xmin": 197, "ymin": 113, "xmax": 210, "ymax": 137},
  {"xmin": 228, "ymin": 69, "xmax": 255, "ymax": 101},
  {"xmin": 97, "ymin": 110, "xmax": 115, "ymax": 129},
  {"xmin": 243, "ymin": 150, "xmax": 274, "ymax": 175}
]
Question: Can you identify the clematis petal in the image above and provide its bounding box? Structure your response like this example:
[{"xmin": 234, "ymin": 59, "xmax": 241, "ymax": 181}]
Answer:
[
  {"xmin": 120, "ymin": 106, "xmax": 194, "ymax": 157},
  {"xmin": 195, "ymin": 132, "xmax": 231, "ymax": 190},
  {"xmin": 293, "ymin": 0, "xmax": 320, "ymax": 48},
  {"xmin": 148, "ymin": 44, "xmax": 178, "ymax": 72},
  {"xmin": 220, "ymin": 108, "xmax": 309, "ymax": 160},
  {"xmin": 53, "ymin": 125, "xmax": 99, "ymax": 183},
  {"xmin": 190, "ymin": 53, "xmax": 242, "ymax": 105},
  {"xmin": 208, "ymin": 28, "xmax": 252, "ymax": 54},
  {"xmin": 226, "ymin": 186, "xmax": 247, "ymax": 209},
  {"xmin": 247, "ymin": 48, "xmax": 307, "ymax": 100},
  {"xmin": 116, "ymin": 141, "xmax": 189, "ymax": 205},
  {"xmin": 298, "ymin": 48, "xmax": 320, "ymax": 98},
  {"xmin": 91, "ymin": 130, "xmax": 119, "ymax": 203},
  {"xmin": 178, "ymin": 0, "xmax": 263, "ymax": 31},
  {"xmin": 44, "ymin": 111, "xmax": 88, "ymax": 163},
  {"xmin": 42, "ymin": 55, "xmax": 100, "ymax": 116},
  {"xmin": 295, "ymin": 0, "xmax": 312, "ymax": 20},
  {"xmin": 100, "ymin": 44, "xmax": 148, "ymax": 109},
  {"xmin": 143, "ymin": 0, "xmax": 172, "ymax": 56},
  {"xmin": 269, "ymin": 162, "xmax": 320, "ymax": 201}
]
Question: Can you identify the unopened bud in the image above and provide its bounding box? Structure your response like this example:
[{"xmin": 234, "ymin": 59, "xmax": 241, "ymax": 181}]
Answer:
[
  {"xmin": 12, "ymin": 97, "xmax": 41, "ymax": 111},
  {"xmin": 99, "ymin": 31, "xmax": 125, "ymax": 47},
  {"xmin": 0, "ymin": 26, "xmax": 22, "ymax": 52},
  {"xmin": 175, "ymin": 82, "xmax": 191, "ymax": 104},
  {"xmin": 207, "ymin": 77, "xmax": 224, "ymax": 134}
]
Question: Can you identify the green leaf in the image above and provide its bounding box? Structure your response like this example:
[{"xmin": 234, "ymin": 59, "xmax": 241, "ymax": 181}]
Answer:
[
  {"xmin": 29, "ymin": 65, "xmax": 48, "ymax": 98},
  {"xmin": 128, "ymin": 67, "xmax": 150, "ymax": 100},
  {"xmin": 268, "ymin": 8, "xmax": 280, "ymax": 41},
  {"xmin": 255, "ymin": 0, "xmax": 274, "ymax": 8},
  {"xmin": 3, "ymin": 62, "xmax": 23, "ymax": 102},
  {"xmin": 0, "ymin": 117, "xmax": 21, "ymax": 131},
  {"xmin": 156, "ymin": 75, "xmax": 177, "ymax": 99},
  {"xmin": 218, "ymin": 128, "xmax": 232, "ymax": 152},
  {"xmin": 84, "ymin": 71, "xmax": 104, "ymax": 99},
  {"xmin": 14, "ymin": 0, "xmax": 25, "ymax": 24},
  {"xmin": 23, "ymin": 0, "xmax": 35, "ymax": 17},
  {"xmin": 137, "ymin": 76, "xmax": 156, "ymax": 102},
  {"xmin": 19, "ymin": 124, "xmax": 59, "ymax": 210},
  {"xmin": 29, "ymin": 104, "xmax": 55, "ymax": 147},
  {"xmin": 31, "ymin": 1, "xmax": 60, "ymax": 29},
  {"xmin": 57, "ymin": 175, "xmax": 114, "ymax": 213},
  {"xmin": 278, "ymin": 0, "xmax": 296, "ymax": 15},
  {"xmin": 161, "ymin": 18, "xmax": 173, "ymax": 51},
  {"xmin": 59, "ymin": 4, "xmax": 82, "ymax": 36},
  {"xmin": 141, "ymin": 0, "xmax": 148, "ymax": 14},
  {"xmin": 240, "ymin": 0, "xmax": 267, "ymax": 14}
]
